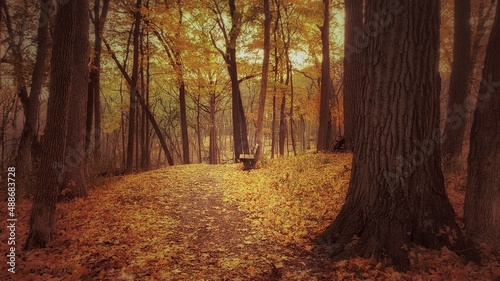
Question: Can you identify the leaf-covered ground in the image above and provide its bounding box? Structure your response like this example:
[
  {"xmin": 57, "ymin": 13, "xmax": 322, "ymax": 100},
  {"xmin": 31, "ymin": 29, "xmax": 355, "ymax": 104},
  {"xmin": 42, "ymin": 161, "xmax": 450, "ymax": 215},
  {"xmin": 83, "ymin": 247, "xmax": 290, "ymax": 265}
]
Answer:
[{"xmin": 1, "ymin": 153, "xmax": 499, "ymax": 280}]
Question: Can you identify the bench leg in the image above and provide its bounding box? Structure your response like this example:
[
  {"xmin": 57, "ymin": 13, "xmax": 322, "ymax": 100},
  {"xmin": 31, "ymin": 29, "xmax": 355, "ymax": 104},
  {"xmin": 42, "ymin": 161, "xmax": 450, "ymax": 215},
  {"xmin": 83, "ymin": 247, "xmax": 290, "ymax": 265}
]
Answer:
[{"xmin": 242, "ymin": 160, "xmax": 254, "ymax": 170}]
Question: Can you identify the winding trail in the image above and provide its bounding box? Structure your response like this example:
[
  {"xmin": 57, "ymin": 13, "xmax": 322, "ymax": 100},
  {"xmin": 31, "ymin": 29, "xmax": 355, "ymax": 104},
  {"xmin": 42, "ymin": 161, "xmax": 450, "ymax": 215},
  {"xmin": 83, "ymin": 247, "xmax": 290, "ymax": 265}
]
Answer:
[{"xmin": 3, "ymin": 156, "xmax": 496, "ymax": 280}]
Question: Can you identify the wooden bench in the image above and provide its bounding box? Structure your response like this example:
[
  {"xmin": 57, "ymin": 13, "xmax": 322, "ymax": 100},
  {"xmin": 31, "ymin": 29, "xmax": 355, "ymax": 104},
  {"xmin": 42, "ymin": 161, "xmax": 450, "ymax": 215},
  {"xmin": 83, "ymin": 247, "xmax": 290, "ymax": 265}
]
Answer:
[{"xmin": 238, "ymin": 153, "xmax": 256, "ymax": 170}]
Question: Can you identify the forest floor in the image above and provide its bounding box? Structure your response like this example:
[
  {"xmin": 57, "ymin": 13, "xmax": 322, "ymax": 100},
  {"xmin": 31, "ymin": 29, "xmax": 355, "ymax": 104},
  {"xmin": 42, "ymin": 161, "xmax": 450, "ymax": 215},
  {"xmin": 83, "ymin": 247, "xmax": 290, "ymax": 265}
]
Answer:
[{"xmin": 1, "ymin": 153, "xmax": 499, "ymax": 280}]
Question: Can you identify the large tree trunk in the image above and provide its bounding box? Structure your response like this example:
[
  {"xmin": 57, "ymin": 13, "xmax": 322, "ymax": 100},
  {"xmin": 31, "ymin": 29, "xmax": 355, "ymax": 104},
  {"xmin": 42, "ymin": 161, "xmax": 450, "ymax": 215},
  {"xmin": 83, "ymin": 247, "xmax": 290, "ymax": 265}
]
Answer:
[
  {"xmin": 125, "ymin": 0, "xmax": 142, "ymax": 173},
  {"xmin": 317, "ymin": 0, "xmax": 477, "ymax": 271},
  {"xmin": 317, "ymin": 0, "xmax": 334, "ymax": 152},
  {"xmin": 343, "ymin": 0, "xmax": 363, "ymax": 151},
  {"xmin": 24, "ymin": 0, "xmax": 76, "ymax": 250},
  {"xmin": 464, "ymin": 1, "xmax": 500, "ymax": 249},
  {"xmin": 254, "ymin": 0, "xmax": 271, "ymax": 162},
  {"xmin": 442, "ymin": 0, "xmax": 472, "ymax": 167},
  {"xmin": 15, "ymin": 0, "xmax": 50, "ymax": 192},
  {"xmin": 59, "ymin": 0, "xmax": 90, "ymax": 200}
]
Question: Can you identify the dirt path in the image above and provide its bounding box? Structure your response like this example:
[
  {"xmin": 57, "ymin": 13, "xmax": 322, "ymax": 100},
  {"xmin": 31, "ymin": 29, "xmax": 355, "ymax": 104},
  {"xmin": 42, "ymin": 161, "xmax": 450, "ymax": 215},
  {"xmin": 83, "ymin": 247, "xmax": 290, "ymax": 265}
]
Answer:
[
  {"xmin": 163, "ymin": 168, "xmax": 277, "ymax": 280},
  {"xmin": 159, "ymin": 166, "xmax": 333, "ymax": 280}
]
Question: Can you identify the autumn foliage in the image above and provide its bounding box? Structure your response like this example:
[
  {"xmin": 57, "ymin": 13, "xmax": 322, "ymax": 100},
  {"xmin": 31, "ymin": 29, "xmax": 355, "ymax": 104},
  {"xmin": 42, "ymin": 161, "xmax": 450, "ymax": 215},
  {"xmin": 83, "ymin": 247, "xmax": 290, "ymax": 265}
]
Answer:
[{"xmin": 1, "ymin": 153, "xmax": 498, "ymax": 280}]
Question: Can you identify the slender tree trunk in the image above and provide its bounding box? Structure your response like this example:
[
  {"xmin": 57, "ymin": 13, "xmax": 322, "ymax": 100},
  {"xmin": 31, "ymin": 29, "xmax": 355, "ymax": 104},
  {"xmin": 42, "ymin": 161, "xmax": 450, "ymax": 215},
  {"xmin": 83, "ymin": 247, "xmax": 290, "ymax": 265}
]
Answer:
[
  {"xmin": 175, "ymin": 0, "xmax": 189, "ymax": 165},
  {"xmin": 279, "ymin": 92, "xmax": 286, "ymax": 157},
  {"xmin": 317, "ymin": 0, "xmax": 478, "ymax": 271},
  {"xmin": 103, "ymin": 36, "xmax": 174, "ymax": 167},
  {"xmin": 469, "ymin": 0, "xmax": 494, "ymax": 86},
  {"xmin": 270, "ymin": 0, "xmax": 280, "ymax": 159},
  {"xmin": 196, "ymin": 93, "xmax": 202, "ymax": 163},
  {"xmin": 135, "ymin": 101, "xmax": 140, "ymax": 169},
  {"xmin": 119, "ymin": 81, "xmax": 126, "ymax": 169},
  {"xmin": 60, "ymin": 0, "xmax": 89, "ymax": 200},
  {"xmin": 277, "ymin": 0, "xmax": 290, "ymax": 157},
  {"xmin": 90, "ymin": 0, "xmax": 110, "ymax": 161},
  {"xmin": 442, "ymin": 0, "xmax": 472, "ymax": 167},
  {"xmin": 93, "ymin": 4, "xmax": 102, "ymax": 161},
  {"xmin": 14, "ymin": 0, "xmax": 50, "ymax": 192},
  {"xmin": 288, "ymin": 59, "xmax": 296, "ymax": 156},
  {"xmin": 343, "ymin": 0, "xmax": 363, "ymax": 151},
  {"xmin": 140, "ymin": 29, "xmax": 147, "ymax": 170},
  {"xmin": 145, "ymin": 32, "xmax": 151, "ymax": 169},
  {"xmin": 464, "ymin": 1, "xmax": 500, "ymax": 249},
  {"xmin": 209, "ymin": 93, "xmax": 219, "ymax": 164},
  {"xmin": 317, "ymin": 0, "xmax": 334, "ymax": 152},
  {"xmin": 85, "ymin": 77, "xmax": 93, "ymax": 154},
  {"xmin": 271, "ymin": 92, "xmax": 276, "ymax": 159},
  {"xmin": 254, "ymin": 0, "xmax": 271, "ymax": 162},
  {"xmin": 179, "ymin": 82, "xmax": 190, "ymax": 164},
  {"xmin": 227, "ymin": 0, "xmax": 250, "ymax": 159},
  {"xmin": 300, "ymin": 115, "xmax": 306, "ymax": 151},
  {"xmin": 328, "ymin": 78, "xmax": 337, "ymax": 149},
  {"xmin": 125, "ymin": 0, "xmax": 142, "ymax": 173},
  {"xmin": 1, "ymin": 1, "xmax": 29, "ymax": 116},
  {"xmin": 24, "ymin": 0, "xmax": 76, "ymax": 250}
]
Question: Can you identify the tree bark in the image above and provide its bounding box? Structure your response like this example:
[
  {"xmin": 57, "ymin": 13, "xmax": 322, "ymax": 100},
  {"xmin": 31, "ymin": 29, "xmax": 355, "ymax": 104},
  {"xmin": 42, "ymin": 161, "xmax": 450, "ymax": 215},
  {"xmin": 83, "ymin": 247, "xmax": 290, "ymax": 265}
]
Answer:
[
  {"xmin": 317, "ymin": 0, "xmax": 478, "ymax": 271},
  {"xmin": 343, "ymin": 0, "xmax": 363, "ymax": 151},
  {"xmin": 59, "ymin": 0, "xmax": 90, "ymax": 200},
  {"xmin": 442, "ymin": 0, "xmax": 472, "ymax": 167},
  {"xmin": 464, "ymin": 1, "xmax": 500, "ymax": 249},
  {"xmin": 24, "ymin": 0, "xmax": 76, "ymax": 250},
  {"xmin": 317, "ymin": 0, "xmax": 334, "ymax": 152}
]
